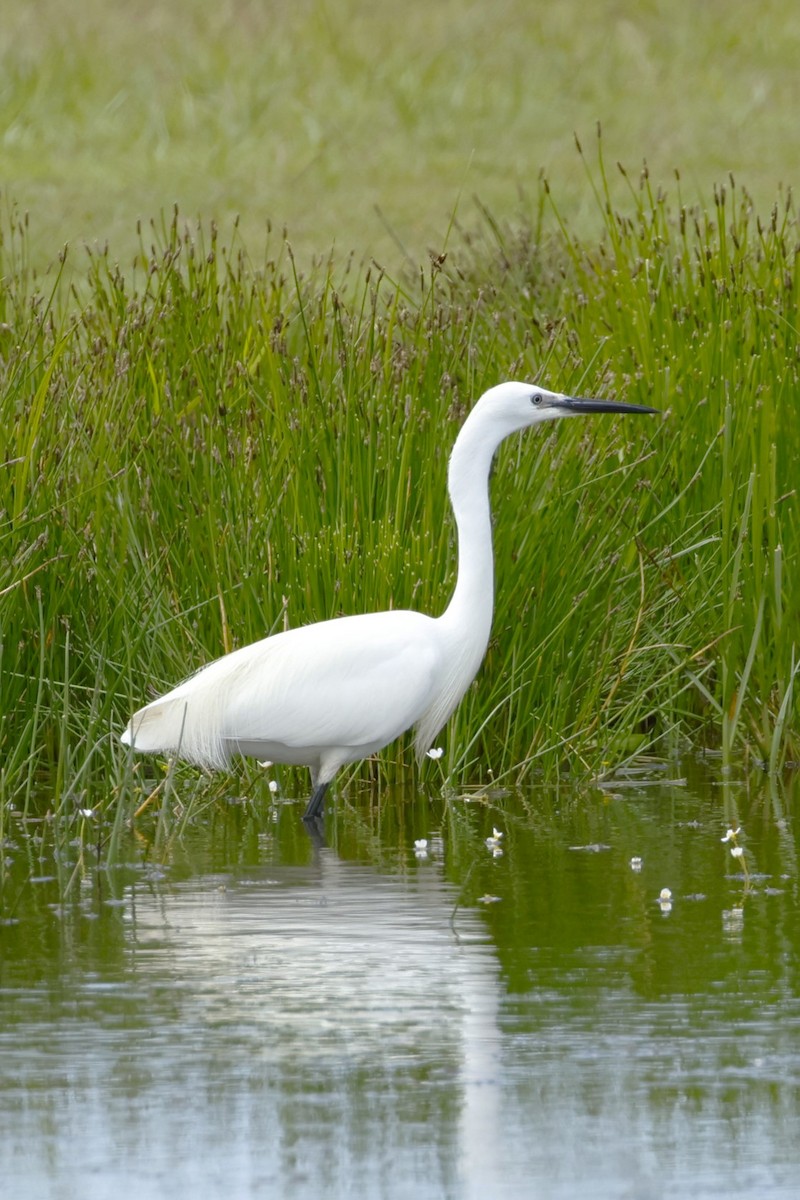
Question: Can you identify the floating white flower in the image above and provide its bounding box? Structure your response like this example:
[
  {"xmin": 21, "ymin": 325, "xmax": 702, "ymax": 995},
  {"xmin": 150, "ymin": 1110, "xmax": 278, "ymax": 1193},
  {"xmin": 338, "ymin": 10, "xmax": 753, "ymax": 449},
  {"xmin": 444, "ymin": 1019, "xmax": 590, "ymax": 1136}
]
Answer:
[
  {"xmin": 268, "ymin": 780, "xmax": 278, "ymax": 794},
  {"xmin": 630, "ymin": 856, "xmax": 643, "ymax": 872},
  {"xmin": 485, "ymin": 828, "xmax": 504, "ymax": 852},
  {"xmin": 426, "ymin": 747, "xmax": 444, "ymax": 760},
  {"xmin": 414, "ymin": 839, "xmax": 428, "ymax": 851},
  {"xmin": 730, "ymin": 845, "xmax": 744, "ymax": 859},
  {"xmin": 720, "ymin": 827, "xmax": 740, "ymax": 843},
  {"xmin": 659, "ymin": 887, "xmax": 672, "ymax": 901}
]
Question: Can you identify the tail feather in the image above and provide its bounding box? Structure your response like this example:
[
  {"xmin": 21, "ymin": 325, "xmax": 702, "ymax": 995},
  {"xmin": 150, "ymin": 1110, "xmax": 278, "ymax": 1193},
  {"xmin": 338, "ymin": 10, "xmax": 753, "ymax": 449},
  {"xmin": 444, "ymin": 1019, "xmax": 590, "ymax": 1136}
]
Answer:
[{"xmin": 120, "ymin": 690, "xmax": 230, "ymax": 769}]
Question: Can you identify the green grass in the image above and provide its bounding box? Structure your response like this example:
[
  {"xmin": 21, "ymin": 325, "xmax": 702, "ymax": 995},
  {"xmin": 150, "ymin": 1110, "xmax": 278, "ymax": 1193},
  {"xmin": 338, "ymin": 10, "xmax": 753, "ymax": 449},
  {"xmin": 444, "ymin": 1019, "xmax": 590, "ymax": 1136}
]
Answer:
[
  {"xmin": 1, "ymin": 137, "xmax": 798, "ymax": 835},
  {"xmin": 3, "ymin": 0, "xmax": 800, "ymax": 273}
]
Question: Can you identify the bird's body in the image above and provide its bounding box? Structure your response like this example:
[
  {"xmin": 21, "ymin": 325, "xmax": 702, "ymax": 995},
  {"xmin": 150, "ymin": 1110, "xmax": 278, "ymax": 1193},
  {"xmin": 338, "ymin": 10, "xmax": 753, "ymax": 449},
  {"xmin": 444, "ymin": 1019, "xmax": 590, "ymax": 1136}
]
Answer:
[
  {"xmin": 121, "ymin": 382, "xmax": 656, "ymax": 818},
  {"xmin": 127, "ymin": 610, "xmax": 444, "ymax": 775}
]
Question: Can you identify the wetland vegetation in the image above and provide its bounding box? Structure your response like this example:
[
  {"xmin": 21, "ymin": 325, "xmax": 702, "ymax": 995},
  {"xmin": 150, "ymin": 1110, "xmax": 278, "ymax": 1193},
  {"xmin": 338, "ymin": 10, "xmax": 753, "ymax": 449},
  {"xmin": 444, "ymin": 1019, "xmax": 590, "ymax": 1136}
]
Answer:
[{"xmin": 1, "ymin": 141, "xmax": 798, "ymax": 847}]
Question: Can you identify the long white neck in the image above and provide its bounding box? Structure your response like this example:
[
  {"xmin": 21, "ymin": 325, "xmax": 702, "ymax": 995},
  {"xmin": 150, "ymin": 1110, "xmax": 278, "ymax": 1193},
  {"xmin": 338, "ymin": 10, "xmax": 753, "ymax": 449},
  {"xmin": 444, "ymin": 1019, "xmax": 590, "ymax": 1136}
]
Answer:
[
  {"xmin": 413, "ymin": 394, "xmax": 529, "ymax": 758},
  {"xmin": 438, "ymin": 410, "xmax": 499, "ymax": 655}
]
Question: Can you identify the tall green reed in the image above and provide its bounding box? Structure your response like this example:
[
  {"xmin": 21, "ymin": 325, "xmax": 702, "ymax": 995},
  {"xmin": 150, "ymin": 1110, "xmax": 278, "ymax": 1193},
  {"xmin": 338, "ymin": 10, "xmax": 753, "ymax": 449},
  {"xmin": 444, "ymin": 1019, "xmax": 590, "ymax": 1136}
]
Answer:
[{"xmin": 0, "ymin": 159, "xmax": 797, "ymax": 830}]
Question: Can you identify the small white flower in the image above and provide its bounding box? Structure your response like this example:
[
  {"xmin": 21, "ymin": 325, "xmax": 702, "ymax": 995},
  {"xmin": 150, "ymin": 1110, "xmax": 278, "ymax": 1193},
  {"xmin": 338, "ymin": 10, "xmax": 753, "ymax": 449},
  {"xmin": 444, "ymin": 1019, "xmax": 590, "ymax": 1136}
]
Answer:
[
  {"xmin": 720, "ymin": 827, "xmax": 740, "ymax": 843},
  {"xmin": 659, "ymin": 887, "xmax": 672, "ymax": 902},
  {"xmin": 80, "ymin": 808, "xmax": 94, "ymax": 819},
  {"xmin": 414, "ymin": 839, "xmax": 428, "ymax": 851},
  {"xmin": 485, "ymin": 829, "xmax": 504, "ymax": 852},
  {"xmin": 268, "ymin": 780, "xmax": 278, "ymax": 794},
  {"xmin": 730, "ymin": 845, "xmax": 744, "ymax": 859},
  {"xmin": 426, "ymin": 747, "xmax": 444, "ymax": 760},
  {"xmin": 258, "ymin": 760, "xmax": 273, "ymax": 769},
  {"xmin": 630, "ymin": 856, "xmax": 643, "ymax": 872}
]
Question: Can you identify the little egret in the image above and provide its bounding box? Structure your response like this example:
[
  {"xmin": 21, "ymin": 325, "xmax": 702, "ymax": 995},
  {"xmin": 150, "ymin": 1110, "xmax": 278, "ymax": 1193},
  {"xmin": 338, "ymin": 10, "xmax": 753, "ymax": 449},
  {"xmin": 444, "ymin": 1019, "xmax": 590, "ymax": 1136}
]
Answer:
[{"xmin": 121, "ymin": 382, "xmax": 657, "ymax": 819}]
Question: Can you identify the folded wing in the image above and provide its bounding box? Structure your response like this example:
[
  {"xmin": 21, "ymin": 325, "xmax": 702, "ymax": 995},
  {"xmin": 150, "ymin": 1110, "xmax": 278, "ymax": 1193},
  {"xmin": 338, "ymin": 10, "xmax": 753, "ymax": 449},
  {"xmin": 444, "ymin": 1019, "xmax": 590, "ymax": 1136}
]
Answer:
[{"xmin": 122, "ymin": 610, "xmax": 443, "ymax": 769}]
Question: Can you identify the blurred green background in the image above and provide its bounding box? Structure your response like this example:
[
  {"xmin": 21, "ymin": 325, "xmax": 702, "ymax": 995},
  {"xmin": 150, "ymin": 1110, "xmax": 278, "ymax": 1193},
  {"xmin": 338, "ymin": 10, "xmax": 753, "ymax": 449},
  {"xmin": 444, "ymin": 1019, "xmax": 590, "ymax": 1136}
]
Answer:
[{"xmin": 3, "ymin": 0, "xmax": 799, "ymax": 271}]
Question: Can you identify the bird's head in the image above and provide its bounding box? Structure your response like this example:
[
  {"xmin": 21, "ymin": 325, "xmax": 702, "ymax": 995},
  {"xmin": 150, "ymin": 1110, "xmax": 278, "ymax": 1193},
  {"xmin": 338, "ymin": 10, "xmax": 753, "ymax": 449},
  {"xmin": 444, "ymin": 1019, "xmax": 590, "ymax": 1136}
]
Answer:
[{"xmin": 474, "ymin": 381, "xmax": 658, "ymax": 438}]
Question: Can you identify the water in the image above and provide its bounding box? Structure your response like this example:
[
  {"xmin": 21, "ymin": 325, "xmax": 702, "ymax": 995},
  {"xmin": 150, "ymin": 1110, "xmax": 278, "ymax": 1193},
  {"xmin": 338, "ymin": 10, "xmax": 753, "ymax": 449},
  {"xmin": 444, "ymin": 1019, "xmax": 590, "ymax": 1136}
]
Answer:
[{"xmin": 1, "ymin": 762, "xmax": 799, "ymax": 1198}]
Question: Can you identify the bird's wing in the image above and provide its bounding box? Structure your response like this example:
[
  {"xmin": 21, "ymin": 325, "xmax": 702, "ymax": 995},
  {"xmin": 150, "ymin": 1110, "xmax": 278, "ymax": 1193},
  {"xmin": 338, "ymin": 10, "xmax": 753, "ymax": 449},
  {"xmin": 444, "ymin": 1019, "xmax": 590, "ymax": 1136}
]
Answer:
[
  {"xmin": 126, "ymin": 610, "xmax": 443, "ymax": 765},
  {"xmin": 222, "ymin": 611, "xmax": 442, "ymax": 748}
]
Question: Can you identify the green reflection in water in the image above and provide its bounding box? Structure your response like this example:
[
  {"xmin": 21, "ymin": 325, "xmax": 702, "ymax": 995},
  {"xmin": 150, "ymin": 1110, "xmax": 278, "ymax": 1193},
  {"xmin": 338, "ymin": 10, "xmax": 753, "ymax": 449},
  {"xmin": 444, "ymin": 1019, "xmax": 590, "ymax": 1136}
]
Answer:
[{"xmin": 0, "ymin": 761, "xmax": 799, "ymax": 1199}]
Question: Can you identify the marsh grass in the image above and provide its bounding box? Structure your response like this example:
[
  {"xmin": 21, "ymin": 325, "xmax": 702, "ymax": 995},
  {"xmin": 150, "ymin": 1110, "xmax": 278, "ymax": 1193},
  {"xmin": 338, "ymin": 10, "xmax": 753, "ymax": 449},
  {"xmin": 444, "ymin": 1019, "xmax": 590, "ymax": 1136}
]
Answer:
[{"xmin": 1, "ymin": 145, "xmax": 798, "ymax": 849}]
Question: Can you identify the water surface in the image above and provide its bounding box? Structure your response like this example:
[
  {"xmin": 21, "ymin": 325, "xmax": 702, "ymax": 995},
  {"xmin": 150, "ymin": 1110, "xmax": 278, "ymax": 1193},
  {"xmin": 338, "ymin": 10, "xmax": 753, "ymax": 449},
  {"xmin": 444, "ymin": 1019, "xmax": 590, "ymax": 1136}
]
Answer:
[{"xmin": 1, "ymin": 762, "xmax": 799, "ymax": 1198}]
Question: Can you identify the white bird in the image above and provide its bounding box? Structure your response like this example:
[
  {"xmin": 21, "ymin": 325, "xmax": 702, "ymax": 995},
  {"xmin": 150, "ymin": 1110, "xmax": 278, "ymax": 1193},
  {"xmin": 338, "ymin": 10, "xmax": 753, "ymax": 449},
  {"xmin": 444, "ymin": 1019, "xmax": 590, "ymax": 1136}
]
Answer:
[{"xmin": 121, "ymin": 382, "xmax": 656, "ymax": 820}]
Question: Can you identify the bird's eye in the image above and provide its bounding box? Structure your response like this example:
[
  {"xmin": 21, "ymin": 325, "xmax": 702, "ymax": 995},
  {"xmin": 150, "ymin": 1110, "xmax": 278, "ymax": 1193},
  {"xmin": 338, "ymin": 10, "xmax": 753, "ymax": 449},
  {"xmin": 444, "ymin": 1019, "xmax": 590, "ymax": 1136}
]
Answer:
[{"xmin": 531, "ymin": 393, "xmax": 542, "ymax": 405}]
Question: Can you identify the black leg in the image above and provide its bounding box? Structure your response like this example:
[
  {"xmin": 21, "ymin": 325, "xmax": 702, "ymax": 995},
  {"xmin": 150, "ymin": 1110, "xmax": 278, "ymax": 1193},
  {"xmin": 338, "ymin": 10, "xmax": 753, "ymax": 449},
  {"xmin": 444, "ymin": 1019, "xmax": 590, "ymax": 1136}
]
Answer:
[{"xmin": 303, "ymin": 781, "xmax": 330, "ymax": 822}]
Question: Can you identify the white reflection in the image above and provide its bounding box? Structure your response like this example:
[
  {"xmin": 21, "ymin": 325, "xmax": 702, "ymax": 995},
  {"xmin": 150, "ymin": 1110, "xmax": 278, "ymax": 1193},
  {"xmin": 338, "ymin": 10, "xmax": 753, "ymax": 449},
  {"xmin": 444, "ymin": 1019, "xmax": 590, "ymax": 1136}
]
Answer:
[{"xmin": 122, "ymin": 848, "xmax": 503, "ymax": 1196}]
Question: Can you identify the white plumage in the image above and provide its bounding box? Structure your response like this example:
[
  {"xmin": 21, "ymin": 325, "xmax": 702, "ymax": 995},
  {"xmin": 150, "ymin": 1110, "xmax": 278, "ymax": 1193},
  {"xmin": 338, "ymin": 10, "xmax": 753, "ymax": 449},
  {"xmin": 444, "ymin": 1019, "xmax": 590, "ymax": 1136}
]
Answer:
[{"xmin": 121, "ymin": 381, "xmax": 656, "ymax": 819}]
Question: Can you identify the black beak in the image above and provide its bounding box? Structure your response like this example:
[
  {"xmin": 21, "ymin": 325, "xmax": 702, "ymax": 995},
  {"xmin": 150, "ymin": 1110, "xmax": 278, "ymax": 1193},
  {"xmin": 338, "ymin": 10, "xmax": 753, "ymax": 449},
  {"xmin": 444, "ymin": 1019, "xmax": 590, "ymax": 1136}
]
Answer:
[{"xmin": 555, "ymin": 396, "xmax": 659, "ymax": 415}]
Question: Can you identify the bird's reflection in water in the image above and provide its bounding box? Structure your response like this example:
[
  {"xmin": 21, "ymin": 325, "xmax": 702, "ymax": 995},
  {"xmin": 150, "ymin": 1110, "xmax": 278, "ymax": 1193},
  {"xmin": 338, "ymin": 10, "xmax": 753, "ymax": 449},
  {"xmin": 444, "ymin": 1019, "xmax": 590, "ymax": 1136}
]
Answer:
[{"xmin": 127, "ymin": 846, "xmax": 502, "ymax": 1193}]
